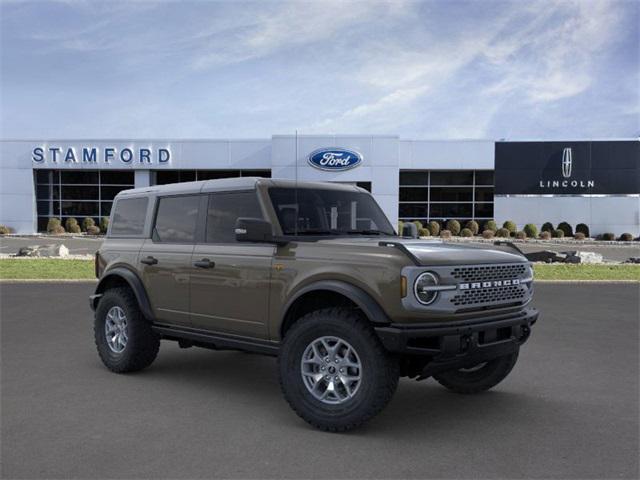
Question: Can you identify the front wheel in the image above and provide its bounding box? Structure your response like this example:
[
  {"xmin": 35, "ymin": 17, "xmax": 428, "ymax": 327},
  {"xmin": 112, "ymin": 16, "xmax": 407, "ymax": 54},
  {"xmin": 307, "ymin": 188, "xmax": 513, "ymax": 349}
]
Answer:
[
  {"xmin": 433, "ymin": 350, "xmax": 519, "ymax": 394},
  {"xmin": 278, "ymin": 308, "xmax": 399, "ymax": 432}
]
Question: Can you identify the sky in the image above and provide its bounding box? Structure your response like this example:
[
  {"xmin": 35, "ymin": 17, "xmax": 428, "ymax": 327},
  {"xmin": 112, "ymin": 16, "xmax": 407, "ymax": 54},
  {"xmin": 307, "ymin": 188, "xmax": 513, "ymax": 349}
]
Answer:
[{"xmin": 1, "ymin": 0, "xmax": 638, "ymax": 140}]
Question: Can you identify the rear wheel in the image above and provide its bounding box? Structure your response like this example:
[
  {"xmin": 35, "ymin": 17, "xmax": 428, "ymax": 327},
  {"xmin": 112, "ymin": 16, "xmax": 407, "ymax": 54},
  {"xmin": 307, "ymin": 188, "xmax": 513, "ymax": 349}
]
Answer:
[
  {"xmin": 278, "ymin": 308, "xmax": 399, "ymax": 432},
  {"xmin": 433, "ymin": 350, "xmax": 519, "ymax": 394},
  {"xmin": 94, "ymin": 287, "xmax": 160, "ymax": 373}
]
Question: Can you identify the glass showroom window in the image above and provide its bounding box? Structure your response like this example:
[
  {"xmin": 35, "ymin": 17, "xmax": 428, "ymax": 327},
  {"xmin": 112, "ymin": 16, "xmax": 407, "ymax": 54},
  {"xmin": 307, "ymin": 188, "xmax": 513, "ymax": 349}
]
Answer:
[
  {"xmin": 153, "ymin": 169, "xmax": 271, "ymax": 185},
  {"xmin": 35, "ymin": 170, "xmax": 134, "ymax": 231},
  {"xmin": 398, "ymin": 170, "xmax": 494, "ymax": 224}
]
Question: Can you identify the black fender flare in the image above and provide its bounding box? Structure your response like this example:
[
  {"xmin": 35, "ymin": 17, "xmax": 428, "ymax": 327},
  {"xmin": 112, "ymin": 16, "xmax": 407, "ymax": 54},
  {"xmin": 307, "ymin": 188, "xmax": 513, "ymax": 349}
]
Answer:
[
  {"xmin": 282, "ymin": 280, "xmax": 391, "ymax": 331},
  {"xmin": 92, "ymin": 267, "xmax": 154, "ymax": 322}
]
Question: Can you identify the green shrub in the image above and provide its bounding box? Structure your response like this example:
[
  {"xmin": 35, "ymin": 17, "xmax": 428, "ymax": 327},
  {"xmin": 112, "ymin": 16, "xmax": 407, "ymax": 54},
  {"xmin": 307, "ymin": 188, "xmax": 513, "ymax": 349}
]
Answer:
[
  {"xmin": 484, "ymin": 220, "xmax": 497, "ymax": 232},
  {"xmin": 557, "ymin": 221, "xmax": 573, "ymax": 237},
  {"xmin": 464, "ymin": 220, "xmax": 479, "ymax": 235},
  {"xmin": 575, "ymin": 223, "xmax": 590, "ymax": 238},
  {"xmin": 412, "ymin": 220, "xmax": 423, "ymax": 231},
  {"xmin": 445, "ymin": 220, "xmax": 461, "ymax": 236},
  {"xmin": 397, "ymin": 221, "xmax": 404, "ymax": 234},
  {"xmin": 440, "ymin": 229, "xmax": 452, "ymax": 239},
  {"xmin": 50, "ymin": 225, "xmax": 65, "ymax": 235},
  {"xmin": 618, "ymin": 233, "xmax": 633, "ymax": 241},
  {"xmin": 86, "ymin": 225, "xmax": 101, "ymax": 235},
  {"xmin": 481, "ymin": 229, "xmax": 495, "ymax": 239},
  {"xmin": 418, "ymin": 228, "xmax": 431, "ymax": 237},
  {"xmin": 541, "ymin": 222, "xmax": 554, "ymax": 233},
  {"xmin": 428, "ymin": 221, "xmax": 441, "ymax": 236},
  {"xmin": 496, "ymin": 228, "xmax": 510, "ymax": 238},
  {"xmin": 65, "ymin": 217, "xmax": 81, "ymax": 234},
  {"xmin": 539, "ymin": 231, "xmax": 551, "ymax": 240},
  {"xmin": 552, "ymin": 229, "xmax": 565, "ymax": 238},
  {"xmin": 515, "ymin": 231, "xmax": 527, "ymax": 240},
  {"xmin": 574, "ymin": 232, "xmax": 586, "ymax": 240},
  {"xmin": 599, "ymin": 232, "xmax": 615, "ymax": 241},
  {"xmin": 46, "ymin": 218, "xmax": 62, "ymax": 233},
  {"xmin": 523, "ymin": 223, "xmax": 538, "ymax": 238},
  {"xmin": 0, "ymin": 224, "xmax": 12, "ymax": 234},
  {"xmin": 82, "ymin": 217, "xmax": 96, "ymax": 231},
  {"xmin": 502, "ymin": 220, "xmax": 517, "ymax": 235},
  {"xmin": 460, "ymin": 228, "xmax": 473, "ymax": 237}
]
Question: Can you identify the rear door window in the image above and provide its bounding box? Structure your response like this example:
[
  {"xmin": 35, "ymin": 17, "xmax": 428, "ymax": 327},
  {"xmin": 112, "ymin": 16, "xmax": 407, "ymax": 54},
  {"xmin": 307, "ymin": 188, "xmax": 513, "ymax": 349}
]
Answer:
[
  {"xmin": 109, "ymin": 197, "xmax": 148, "ymax": 236},
  {"xmin": 153, "ymin": 195, "xmax": 200, "ymax": 243}
]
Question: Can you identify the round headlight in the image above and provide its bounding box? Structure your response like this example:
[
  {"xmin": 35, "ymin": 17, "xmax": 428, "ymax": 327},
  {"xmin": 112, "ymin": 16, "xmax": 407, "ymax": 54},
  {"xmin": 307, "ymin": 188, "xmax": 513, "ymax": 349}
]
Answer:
[{"xmin": 414, "ymin": 272, "xmax": 439, "ymax": 305}]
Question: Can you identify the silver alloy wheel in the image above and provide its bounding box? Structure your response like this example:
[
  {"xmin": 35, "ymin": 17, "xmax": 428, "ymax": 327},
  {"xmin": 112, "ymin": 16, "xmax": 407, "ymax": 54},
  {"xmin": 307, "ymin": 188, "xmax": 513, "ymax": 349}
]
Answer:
[
  {"xmin": 105, "ymin": 306, "xmax": 128, "ymax": 353},
  {"xmin": 300, "ymin": 336, "xmax": 362, "ymax": 405}
]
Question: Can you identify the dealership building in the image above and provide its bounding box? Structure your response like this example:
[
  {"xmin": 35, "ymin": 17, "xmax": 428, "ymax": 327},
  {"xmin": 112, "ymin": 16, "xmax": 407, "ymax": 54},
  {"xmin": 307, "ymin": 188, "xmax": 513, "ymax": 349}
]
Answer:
[{"xmin": 0, "ymin": 136, "xmax": 638, "ymax": 235}]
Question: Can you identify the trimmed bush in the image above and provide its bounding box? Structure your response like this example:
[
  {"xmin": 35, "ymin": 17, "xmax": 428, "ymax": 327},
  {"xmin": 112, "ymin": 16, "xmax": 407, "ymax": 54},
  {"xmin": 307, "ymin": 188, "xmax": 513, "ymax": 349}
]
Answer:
[
  {"xmin": 619, "ymin": 233, "xmax": 633, "ymax": 242},
  {"xmin": 541, "ymin": 222, "xmax": 554, "ymax": 233},
  {"xmin": 599, "ymin": 232, "xmax": 615, "ymax": 241},
  {"xmin": 86, "ymin": 225, "xmax": 101, "ymax": 235},
  {"xmin": 46, "ymin": 217, "xmax": 61, "ymax": 233},
  {"xmin": 575, "ymin": 223, "xmax": 590, "ymax": 238},
  {"xmin": 496, "ymin": 228, "xmax": 510, "ymax": 238},
  {"xmin": 515, "ymin": 231, "xmax": 527, "ymax": 240},
  {"xmin": 552, "ymin": 229, "xmax": 565, "ymax": 238},
  {"xmin": 0, "ymin": 225, "xmax": 13, "ymax": 234},
  {"xmin": 440, "ymin": 229, "xmax": 452, "ymax": 239},
  {"xmin": 484, "ymin": 220, "xmax": 497, "ymax": 232},
  {"xmin": 523, "ymin": 223, "xmax": 538, "ymax": 238},
  {"xmin": 428, "ymin": 221, "xmax": 441, "ymax": 237},
  {"xmin": 557, "ymin": 221, "xmax": 573, "ymax": 237},
  {"xmin": 412, "ymin": 220, "xmax": 423, "ymax": 231},
  {"xmin": 460, "ymin": 228, "xmax": 473, "ymax": 237},
  {"xmin": 418, "ymin": 228, "xmax": 431, "ymax": 237},
  {"xmin": 397, "ymin": 221, "xmax": 404, "ymax": 234},
  {"xmin": 502, "ymin": 220, "xmax": 517, "ymax": 236},
  {"xmin": 65, "ymin": 217, "xmax": 81, "ymax": 234},
  {"xmin": 82, "ymin": 217, "xmax": 96, "ymax": 231},
  {"xmin": 50, "ymin": 225, "xmax": 66, "ymax": 235},
  {"xmin": 445, "ymin": 219, "xmax": 461, "ymax": 236},
  {"xmin": 464, "ymin": 220, "xmax": 479, "ymax": 235},
  {"xmin": 539, "ymin": 231, "xmax": 551, "ymax": 240},
  {"xmin": 574, "ymin": 232, "xmax": 586, "ymax": 240},
  {"xmin": 481, "ymin": 229, "xmax": 495, "ymax": 239}
]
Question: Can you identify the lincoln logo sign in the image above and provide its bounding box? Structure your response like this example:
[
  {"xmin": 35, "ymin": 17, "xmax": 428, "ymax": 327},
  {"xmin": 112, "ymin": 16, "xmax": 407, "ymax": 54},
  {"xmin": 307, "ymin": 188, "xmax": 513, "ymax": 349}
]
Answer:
[
  {"xmin": 308, "ymin": 148, "xmax": 362, "ymax": 171},
  {"xmin": 539, "ymin": 147, "xmax": 595, "ymax": 189},
  {"xmin": 32, "ymin": 146, "xmax": 171, "ymax": 165}
]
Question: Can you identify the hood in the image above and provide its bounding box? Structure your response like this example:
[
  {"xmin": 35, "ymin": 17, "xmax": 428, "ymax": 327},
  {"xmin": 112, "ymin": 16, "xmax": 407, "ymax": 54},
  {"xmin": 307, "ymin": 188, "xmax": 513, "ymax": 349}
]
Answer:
[{"xmin": 315, "ymin": 237, "xmax": 527, "ymax": 266}]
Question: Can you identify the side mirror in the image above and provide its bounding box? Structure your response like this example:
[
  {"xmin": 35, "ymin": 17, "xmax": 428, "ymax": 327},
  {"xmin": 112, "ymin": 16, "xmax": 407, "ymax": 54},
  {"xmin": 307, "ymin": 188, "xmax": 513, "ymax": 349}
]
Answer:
[{"xmin": 235, "ymin": 218, "xmax": 276, "ymax": 243}]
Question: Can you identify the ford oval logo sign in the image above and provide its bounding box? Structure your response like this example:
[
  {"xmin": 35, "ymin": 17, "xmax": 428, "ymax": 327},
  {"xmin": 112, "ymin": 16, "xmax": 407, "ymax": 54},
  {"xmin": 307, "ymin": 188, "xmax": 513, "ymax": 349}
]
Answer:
[{"xmin": 308, "ymin": 148, "xmax": 362, "ymax": 171}]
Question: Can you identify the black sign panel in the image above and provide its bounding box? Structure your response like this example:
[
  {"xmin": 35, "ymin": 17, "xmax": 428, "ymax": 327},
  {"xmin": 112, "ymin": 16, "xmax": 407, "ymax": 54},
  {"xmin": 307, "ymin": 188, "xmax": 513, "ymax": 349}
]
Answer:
[{"xmin": 495, "ymin": 141, "xmax": 640, "ymax": 195}]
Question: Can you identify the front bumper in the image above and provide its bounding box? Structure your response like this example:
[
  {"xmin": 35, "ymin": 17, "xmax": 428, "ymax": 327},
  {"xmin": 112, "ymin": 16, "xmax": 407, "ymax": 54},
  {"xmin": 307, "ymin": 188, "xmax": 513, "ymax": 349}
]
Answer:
[{"xmin": 375, "ymin": 308, "xmax": 538, "ymax": 376}]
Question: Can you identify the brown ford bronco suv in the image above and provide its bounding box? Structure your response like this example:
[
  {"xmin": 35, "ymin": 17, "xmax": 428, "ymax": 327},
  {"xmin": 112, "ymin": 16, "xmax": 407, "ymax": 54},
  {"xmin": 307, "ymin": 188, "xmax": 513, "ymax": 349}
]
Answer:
[{"xmin": 91, "ymin": 178, "xmax": 538, "ymax": 431}]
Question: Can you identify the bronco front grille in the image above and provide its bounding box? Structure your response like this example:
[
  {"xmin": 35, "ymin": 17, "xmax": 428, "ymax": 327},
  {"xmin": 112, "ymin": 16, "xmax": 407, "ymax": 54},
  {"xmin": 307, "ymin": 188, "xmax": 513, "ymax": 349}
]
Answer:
[
  {"xmin": 451, "ymin": 264, "xmax": 527, "ymax": 283},
  {"xmin": 450, "ymin": 284, "xmax": 527, "ymax": 307}
]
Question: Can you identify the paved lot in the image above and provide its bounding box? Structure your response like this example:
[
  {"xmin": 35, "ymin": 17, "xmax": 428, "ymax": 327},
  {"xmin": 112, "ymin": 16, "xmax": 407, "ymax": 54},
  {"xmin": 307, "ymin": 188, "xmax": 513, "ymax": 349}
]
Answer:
[
  {"xmin": 1, "ymin": 283, "xmax": 638, "ymax": 479},
  {"xmin": 1, "ymin": 235, "xmax": 639, "ymax": 262}
]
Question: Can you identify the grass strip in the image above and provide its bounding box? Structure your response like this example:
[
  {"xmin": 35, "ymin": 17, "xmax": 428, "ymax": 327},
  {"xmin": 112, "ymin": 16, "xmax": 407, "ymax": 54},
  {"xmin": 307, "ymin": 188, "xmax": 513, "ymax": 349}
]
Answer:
[{"xmin": 533, "ymin": 263, "xmax": 640, "ymax": 281}]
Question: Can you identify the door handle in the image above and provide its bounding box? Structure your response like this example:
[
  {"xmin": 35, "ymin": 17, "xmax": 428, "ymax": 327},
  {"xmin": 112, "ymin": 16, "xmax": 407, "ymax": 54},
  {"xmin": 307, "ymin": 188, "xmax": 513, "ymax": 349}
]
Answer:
[
  {"xmin": 140, "ymin": 256, "xmax": 158, "ymax": 266},
  {"xmin": 193, "ymin": 258, "xmax": 215, "ymax": 269}
]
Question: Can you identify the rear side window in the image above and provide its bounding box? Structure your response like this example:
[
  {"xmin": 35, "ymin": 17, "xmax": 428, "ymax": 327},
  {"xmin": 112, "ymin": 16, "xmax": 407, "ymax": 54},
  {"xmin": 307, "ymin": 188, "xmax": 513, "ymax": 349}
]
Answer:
[
  {"xmin": 206, "ymin": 191, "xmax": 263, "ymax": 243},
  {"xmin": 153, "ymin": 195, "xmax": 200, "ymax": 243},
  {"xmin": 109, "ymin": 197, "xmax": 148, "ymax": 236}
]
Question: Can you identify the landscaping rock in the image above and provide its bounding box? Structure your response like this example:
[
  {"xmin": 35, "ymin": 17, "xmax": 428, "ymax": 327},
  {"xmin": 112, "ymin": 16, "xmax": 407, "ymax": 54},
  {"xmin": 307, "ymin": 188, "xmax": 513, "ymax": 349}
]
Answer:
[
  {"xmin": 16, "ymin": 244, "xmax": 69, "ymax": 258},
  {"xmin": 525, "ymin": 250, "xmax": 566, "ymax": 263},
  {"xmin": 570, "ymin": 251, "xmax": 604, "ymax": 264},
  {"xmin": 624, "ymin": 257, "xmax": 640, "ymax": 264}
]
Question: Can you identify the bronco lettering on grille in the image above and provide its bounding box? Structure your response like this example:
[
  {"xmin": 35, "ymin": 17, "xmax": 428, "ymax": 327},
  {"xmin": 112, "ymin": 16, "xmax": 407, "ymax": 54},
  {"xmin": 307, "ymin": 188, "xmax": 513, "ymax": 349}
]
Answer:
[{"xmin": 459, "ymin": 279, "xmax": 521, "ymax": 290}]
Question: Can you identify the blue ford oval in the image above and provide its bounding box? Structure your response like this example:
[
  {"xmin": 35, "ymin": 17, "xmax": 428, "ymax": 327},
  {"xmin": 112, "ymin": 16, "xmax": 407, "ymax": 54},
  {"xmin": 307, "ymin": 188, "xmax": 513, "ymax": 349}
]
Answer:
[{"xmin": 307, "ymin": 148, "xmax": 362, "ymax": 171}]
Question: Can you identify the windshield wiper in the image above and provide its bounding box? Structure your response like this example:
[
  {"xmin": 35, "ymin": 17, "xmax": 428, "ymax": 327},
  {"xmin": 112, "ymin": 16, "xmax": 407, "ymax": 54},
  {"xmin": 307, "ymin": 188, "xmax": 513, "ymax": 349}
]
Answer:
[
  {"xmin": 289, "ymin": 229, "xmax": 336, "ymax": 235},
  {"xmin": 345, "ymin": 229, "xmax": 386, "ymax": 235}
]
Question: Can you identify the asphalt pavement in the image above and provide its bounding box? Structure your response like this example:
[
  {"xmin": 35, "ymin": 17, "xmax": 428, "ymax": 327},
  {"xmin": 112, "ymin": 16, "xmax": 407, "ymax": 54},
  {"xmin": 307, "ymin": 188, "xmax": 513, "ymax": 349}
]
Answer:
[{"xmin": 1, "ymin": 283, "xmax": 638, "ymax": 479}]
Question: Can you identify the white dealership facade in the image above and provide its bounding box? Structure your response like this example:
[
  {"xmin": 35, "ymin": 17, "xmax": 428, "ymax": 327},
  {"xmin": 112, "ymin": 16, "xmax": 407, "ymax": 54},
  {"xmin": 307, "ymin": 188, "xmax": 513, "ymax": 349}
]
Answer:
[{"xmin": 0, "ymin": 136, "xmax": 638, "ymax": 235}]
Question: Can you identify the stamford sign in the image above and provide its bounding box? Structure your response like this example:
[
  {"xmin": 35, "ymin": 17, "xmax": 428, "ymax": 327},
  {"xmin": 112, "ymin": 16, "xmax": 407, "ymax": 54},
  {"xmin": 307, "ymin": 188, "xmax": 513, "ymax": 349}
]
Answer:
[
  {"xmin": 308, "ymin": 148, "xmax": 362, "ymax": 171},
  {"xmin": 32, "ymin": 146, "xmax": 171, "ymax": 165}
]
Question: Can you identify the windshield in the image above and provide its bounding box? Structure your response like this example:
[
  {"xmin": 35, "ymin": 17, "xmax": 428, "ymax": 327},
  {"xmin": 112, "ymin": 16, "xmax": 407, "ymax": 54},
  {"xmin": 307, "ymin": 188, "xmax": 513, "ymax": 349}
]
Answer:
[{"xmin": 268, "ymin": 187, "xmax": 396, "ymax": 236}]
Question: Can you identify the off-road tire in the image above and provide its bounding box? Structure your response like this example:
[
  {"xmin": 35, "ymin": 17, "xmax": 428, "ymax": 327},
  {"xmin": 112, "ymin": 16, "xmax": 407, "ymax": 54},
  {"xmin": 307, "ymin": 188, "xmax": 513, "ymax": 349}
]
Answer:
[
  {"xmin": 94, "ymin": 287, "xmax": 160, "ymax": 373},
  {"xmin": 278, "ymin": 307, "xmax": 399, "ymax": 432},
  {"xmin": 433, "ymin": 350, "xmax": 519, "ymax": 394}
]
